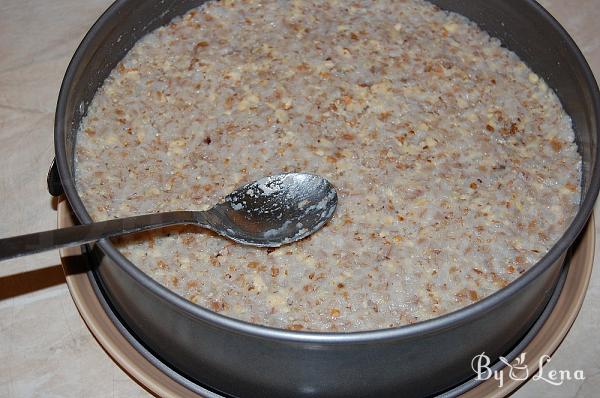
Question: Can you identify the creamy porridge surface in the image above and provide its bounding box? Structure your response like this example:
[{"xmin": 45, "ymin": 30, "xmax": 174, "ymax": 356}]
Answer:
[{"xmin": 75, "ymin": 0, "xmax": 581, "ymax": 332}]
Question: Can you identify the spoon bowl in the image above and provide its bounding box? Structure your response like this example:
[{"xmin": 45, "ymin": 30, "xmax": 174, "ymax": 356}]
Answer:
[{"xmin": 212, "ymin": 173, "xmax": 338, "ymax": 246}]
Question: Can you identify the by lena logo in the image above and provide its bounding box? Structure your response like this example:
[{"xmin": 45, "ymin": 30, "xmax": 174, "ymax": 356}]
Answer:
[{"xmin": 471, "ymin": 352, "xmax": 585, "ymax": 388}]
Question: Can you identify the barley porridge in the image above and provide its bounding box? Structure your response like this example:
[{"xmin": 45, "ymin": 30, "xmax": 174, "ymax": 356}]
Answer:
[{"xmin": 75, "ymin": 0, "xmax": 582, "ymax": 332}]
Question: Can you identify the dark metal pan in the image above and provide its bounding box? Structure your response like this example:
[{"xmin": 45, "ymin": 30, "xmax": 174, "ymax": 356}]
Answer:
[{"xmin": 52, "ymin": 1, "xmax": 600, "ymax": 397}]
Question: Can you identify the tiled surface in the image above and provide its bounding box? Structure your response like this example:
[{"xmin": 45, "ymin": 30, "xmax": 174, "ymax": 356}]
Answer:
[{"xmin": 0, "ymin": 1, "xmax": 598, "ymax": 397}]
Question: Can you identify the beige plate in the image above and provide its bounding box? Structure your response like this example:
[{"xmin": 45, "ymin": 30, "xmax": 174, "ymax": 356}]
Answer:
[{"xmin": 58, "ymin": 199, "xmax": 595, "ymax": 398}]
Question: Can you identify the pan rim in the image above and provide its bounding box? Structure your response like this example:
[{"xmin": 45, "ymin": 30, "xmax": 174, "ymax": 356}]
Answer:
[{"xmin": 54, "ymin": 0, "xmax": 600, "ymax": 344}]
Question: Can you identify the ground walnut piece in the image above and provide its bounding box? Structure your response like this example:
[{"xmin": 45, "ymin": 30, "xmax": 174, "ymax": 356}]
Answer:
[{"xmin": 75, "ymin": 0, "xmax": 581, "ymax": 332}]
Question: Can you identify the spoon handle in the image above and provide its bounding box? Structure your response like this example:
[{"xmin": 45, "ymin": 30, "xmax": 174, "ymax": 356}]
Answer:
[{"xmin": 0, "ymin": 211, "xmax": 200, "ymax": 261}]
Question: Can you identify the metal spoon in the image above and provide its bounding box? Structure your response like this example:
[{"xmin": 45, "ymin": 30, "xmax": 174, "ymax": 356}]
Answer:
[{"xmin": 0, "ymin": 173, "xmax": 337, "ymax": 261}]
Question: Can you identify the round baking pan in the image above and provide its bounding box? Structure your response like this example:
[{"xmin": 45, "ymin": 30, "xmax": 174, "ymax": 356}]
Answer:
[
  {"xmin": 53, "ymin": 0, "xmax": 600, "ymax": 397},
  {"xmin": 58, "ymin": 200, "xmax": 595, "ymax": 397}
]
